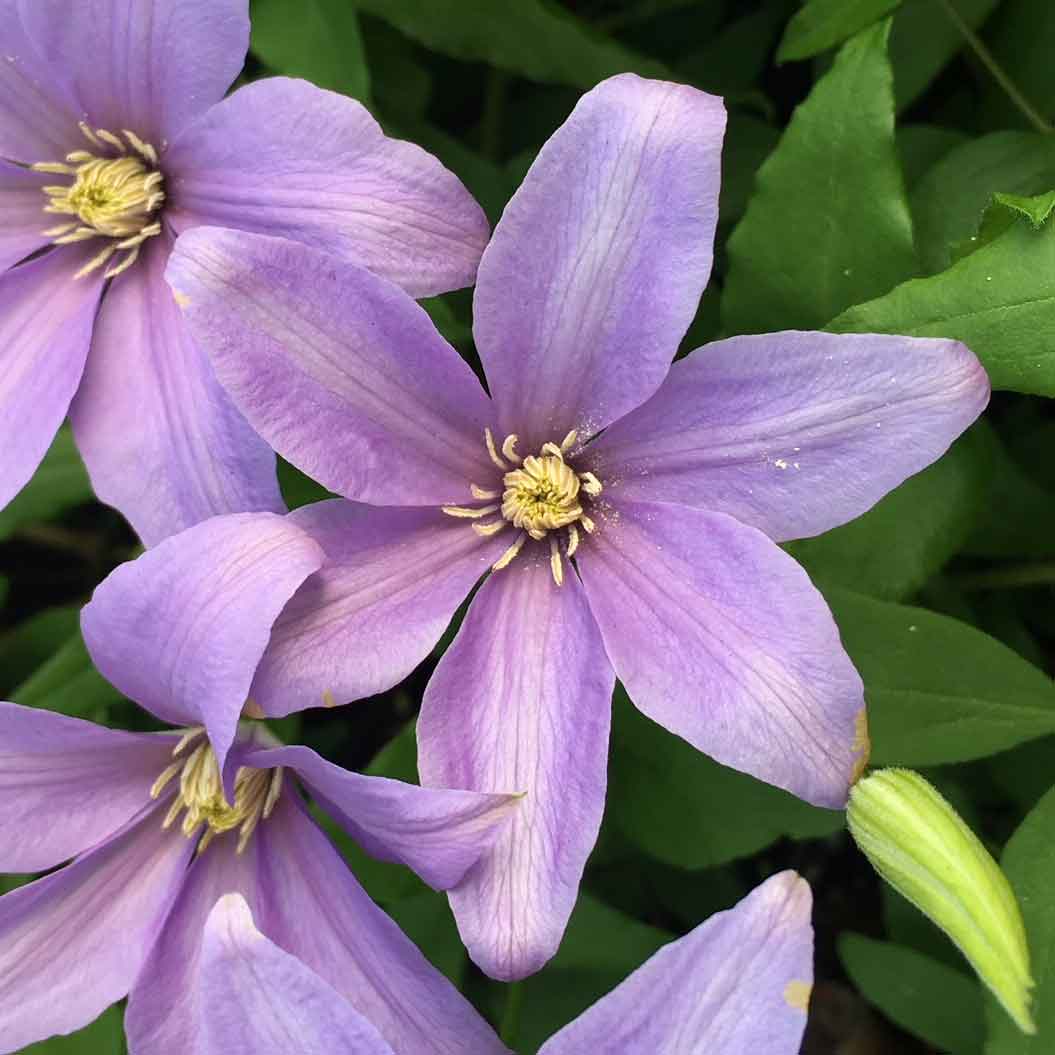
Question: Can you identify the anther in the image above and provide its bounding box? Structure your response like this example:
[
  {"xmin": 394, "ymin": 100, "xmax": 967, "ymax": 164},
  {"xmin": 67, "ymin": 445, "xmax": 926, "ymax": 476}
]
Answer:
[
  {"xmin": 501, "ymin": 434, "xmax": 521, "ymax": 464},
  {"xmin": 540, "ymin": 442, "xmax": 565, "ymax": 460},
  {"xmin": 566, "ymin": 523, "xmax": 580, "ymax": 558},
  {"xmin": 473, "ymin": 520, "xmax": 507, "ymax": 537},
  {"xmin": 493, "ymin": 533, "xmax": 527, "ymax": 571},
  {"xmin": 485, "ymin": 428, "xmax": 508, "ymax": 471},
  {"xmin": 579, "ymin": 472, "xmax": 603, "ymax": 496},
  {"xmin": 580, "ymin": 514, "xmax": 596, "ymax": 533},
  {"xmin": 560, "ymin": 430, "xmax": 579, "ymax": 452},
  {"xmin": 471, "ymin": 484, "xmax": 499, "ymax": 500},
  {"xmin": 441, "ymin": 503, "xmax": 499, "ymax": 519},
  {"xmin": 549, "ymin": 537, "xmax": 564, "ymax": 586}
]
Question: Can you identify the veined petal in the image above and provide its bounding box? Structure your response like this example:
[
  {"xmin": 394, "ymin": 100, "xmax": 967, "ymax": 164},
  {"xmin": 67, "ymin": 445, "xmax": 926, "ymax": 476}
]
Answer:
[
  {"xmin": 577, "ymin": 501, "xmax": 866, "ymax": 809},
  {"xmin": 0, "ymin": 804, "xmax": 192, "ymax": 1054},
  {"xmin": 588, "ymin": 332, "xmax": 990, "ymax": 541},
  {"xmin": 250, "ymin": 500, "xmax": 505, "ymax": 716},
  {"xmin": 166, "ymin": 77, "xmax": 489, "ymax": 298},
  {"xmin": 539, "ymin": 872, "xmax": 814, "ymax": 1055},
  {"xmin": 0, "ymin": 701, "xmax": 175, "ymax": 873},
  {"xmin": 0, "ymin": 245, "xmax": 105, "ymax": 515},
  {"xmin": 473, "ymin": 73, "xmax": 725, "ymax": 448},
  {"xmin": 20, "ymin": 0, "xmax": 249, "ymax": 143},
  {"xmin": 71, "ymin": 234, "xmax": 284, "ymax": 547},
  {"xmin": 81, "ymin": 513, "xmax": 324, "ymax": 783},
  {"xmin": 167, "ymin": 227, "xmax": 498, "ymax": 505},
  {"xmin": 419, "ymin": 558, "xmax": 615, "ymax": 981},
  {"xmin": 200, "ymin": 895, "xmax": 397, "ymax": 1055},
  {"xmin": 0, "ymin": 1, "xmax": 81, "ymax": 162},
  {"xmin": 0, "ymin": 160, "xmax": 50, "ymax": 271},
  {"xmin": 125, "ymin": 811, "xmax": 260, "ymax": 1054},
  {"xmin": 180, "ymin": 794, "xmax": 508, "ymax": 1055},
  {"xmin": 244, "ymin": 743, "xmax": 518, "ymax": 890}
]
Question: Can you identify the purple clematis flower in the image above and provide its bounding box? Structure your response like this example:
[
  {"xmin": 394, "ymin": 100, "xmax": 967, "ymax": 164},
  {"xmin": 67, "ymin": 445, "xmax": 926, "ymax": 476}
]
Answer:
[
  {"xmin": 0, "ymin": 521, "xmax": 516, "ymax": 1055},
  {"xmin": 195, "ymin": 870, "xmax": 814, "ymax": 1054},
  {"xmin": 155, "ymin": 74, "xmax": 989, "ymax": 979},
  {"xmin": 0, "ymin": 0, "xmax": 488, "ymax": 545}
]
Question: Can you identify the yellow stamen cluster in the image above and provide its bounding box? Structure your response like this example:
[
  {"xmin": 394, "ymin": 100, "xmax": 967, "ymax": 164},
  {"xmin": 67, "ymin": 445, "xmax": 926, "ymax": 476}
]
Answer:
[
  {"xmin": 32, "ymin": 123, "xmax": 165, "ymax": 279},
  {"xmin": 443, "ymin": 428, "xmax": 602, "ymax": 586},
  {"xmin": 150, "ymin": 729, "xmax": 282, "ymax": 856}
]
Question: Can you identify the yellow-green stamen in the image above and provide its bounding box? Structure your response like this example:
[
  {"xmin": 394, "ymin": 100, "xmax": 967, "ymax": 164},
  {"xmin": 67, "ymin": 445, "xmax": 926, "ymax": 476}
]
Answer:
[{"xmin": 32, "ymin": 122, "xmax": 165, "ymax": 280}]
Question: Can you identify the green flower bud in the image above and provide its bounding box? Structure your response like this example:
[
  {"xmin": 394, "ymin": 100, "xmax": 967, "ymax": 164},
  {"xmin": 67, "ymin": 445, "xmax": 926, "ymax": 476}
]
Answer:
[{"xmin": 848, "ymin": 767, "xmax": 1035, "ymax": 1035}]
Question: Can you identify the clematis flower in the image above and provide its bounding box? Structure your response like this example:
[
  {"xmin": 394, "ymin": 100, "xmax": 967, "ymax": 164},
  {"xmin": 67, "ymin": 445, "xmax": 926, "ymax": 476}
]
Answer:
[
  {"xmin": 0, "ymin": 0, "xmax": 488, "ymax": 544},
  {"xmin": 194, "ymin": 871, "xmax": 814, "ymax": 1054},
  {"xmin": 0, "ymin": 518, "xmax": 516, "ymax": 1055},
  {"xmin": 157, "ymin": 73, "xmax": 988, "ymax": 979}
]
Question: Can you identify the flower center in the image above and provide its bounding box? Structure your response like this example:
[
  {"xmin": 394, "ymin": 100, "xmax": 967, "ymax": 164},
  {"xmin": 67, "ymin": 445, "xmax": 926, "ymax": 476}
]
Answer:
[
  {"xmin": 442, "ymin": 428, "xmax": 603, "ymax": 586},
  {"xmin": 150, "ymin": 729, "xmax": 282, "ymax": 855},
  {"xmin": 32, "ymin": 122, "xmax": 165, "ymax": 280}
]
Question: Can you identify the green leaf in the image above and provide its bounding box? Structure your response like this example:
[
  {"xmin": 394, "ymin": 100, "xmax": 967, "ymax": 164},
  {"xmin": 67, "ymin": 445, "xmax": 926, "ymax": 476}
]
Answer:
[
  {"xmin": 890, "ymin": 0, "xmax": 1000, "ymax": 111},
  {"xmin": 985, "ymin": 783, "xmax": 1055, "ymax": 1050},
  {"xmin": 830, "ymin": 210, "xmax": 1055, "ymax": 397},
  {"xmin": 250, "ymin": 0, "xmax": 370, "ymax": 102},
  {"xmin": 840, "ymin": 933, "xmax": 983, "ymax": 1053},
  {"xmin": 911, "ymin": 132, "xmax": 1055, "ymax": 273},
  {"xmin": 0, "ymin": 605, "xmax": 81, "ymax": 696},
  {"xmin": 777, "ymin": 0, "xmax": 904, "ymax": 62},
  {"xmin": 20, "ymin": 1006, "xmax": 125, "ymax": 1054},
  {"xmin": 995, "ymin": 190, "xmax": 1055, "ymax": 227},
  {"xmin": 979, "ymin": 0, "xmax": 1055, "ymax": 132},
  {"xmin": 510, "ymin": 894, "xmax": 672, "ymax": 1053},
  {"xmin": 0, "ymin": 428, "xmax": 93, "ymax": 542},
  {"xmin": 355, "ymin": 0, "xmax": 667, "ymax": 88},
  {"xmin": 898, "ymin": 123, "xmax": 969, "ymax": 189},
  {"xmin": 787, "ymin": 425, "xmax": 991, "ymax": 602},
  {"xmin": 965, "ymin": 423, "xmax": 1055, "ymax": 560},
  {"xmin": 723, "ymin": 21, "xmax": 917, "ymax": 334},
  {"xmin": 826, "ymin": 588, "xmax": 1055, "ymax": 765},
  {"xmin": 11, "ymin": 630, "xmax": 124, "ymax": 720},
  {"xmin": 608, "ymin": 690, "xmax": 841, "ymax": 871}
]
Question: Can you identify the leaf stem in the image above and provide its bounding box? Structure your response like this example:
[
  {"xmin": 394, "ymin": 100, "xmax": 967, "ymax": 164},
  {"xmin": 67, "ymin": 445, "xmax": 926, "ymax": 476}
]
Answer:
[
  {"xmin": 933, "ymin": 0, "xmax": 1053, "ymax": 134},
  {"xmin": 499, "ymin": 981, "xmax": 524, "ymax": 1046},
  {"xmin": 955, "ymin": 563, "xmax": 1055, "ymax": 591}
]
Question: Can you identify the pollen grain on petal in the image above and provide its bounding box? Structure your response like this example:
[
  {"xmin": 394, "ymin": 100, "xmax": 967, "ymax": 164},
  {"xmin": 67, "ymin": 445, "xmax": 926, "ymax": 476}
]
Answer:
[{"xmin": 784, "ymin": 980, "xmax": 812, "ymax": 1012}]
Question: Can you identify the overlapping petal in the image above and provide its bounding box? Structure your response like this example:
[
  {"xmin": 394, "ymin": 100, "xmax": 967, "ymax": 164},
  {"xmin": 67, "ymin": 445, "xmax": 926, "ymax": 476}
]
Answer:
[
  {"xmin": 577, "ymin": 501, "xmax": 866, "ymax": 809},
  {"xmin": 246, "ymin": 742, "xmax": 517, "ymax": 890},
  {"xmin": 20, "ymin": 0, "xmax": 249, "ymax": 143},
  {"xmin": 70, "ymin": 235, "xmax": 283, "ymax": 546},
  {"xmin": 250, "ymin": 500, "xmax": 504, "ymax": 715},
  {"xmin": 81, "ymin": 513, "xmax": 324, "ymax": 781},
  {"xmin": 588, "ymin": 332, "xmax": 990, "ymax": 541},
  {"xmin": 0, "ymin": 1, "xmax": 80, "ymax": 162},
  {"xmin": 0, "ymin": 161, "xmax": 51, "ymax": 271},
  {"xmin": 0, "ymin": 806, "xmax": 192, "ymax": 1054},
  {"xmin": 200, "ymin": 895, "xmax": 396, "ymax": 1055},
  {"xmin": 419, "ymin": 558, "xmax": 615, "ymax": 980},
  {"xmin": 0, "ymin": 246, "xmax": 105, "ymax": 513},
  {"xmin": 539, "ymin": 872, "xmax": 814, "ymax": 1054},
  {"xmin": 0, "ymin": 701, "xmax": 175, "ymax": 873},
  {"xmin": 125, "ymin": 815, "xmax": 260, "ymax": 1054},
  {"xmin": 254, "ymin": 796, "xmax": 511, "ymax": 1055},
  {"xmin": 166, "ymin": 77, "xmax": 489, "ymax": 298},
  {"xmin": 167, "ymin": 228, "xmax": 497, "ymax": 505},
  {"xmin": 473, "ymin": 73, "xmax": 725, "ymax": 448}
]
